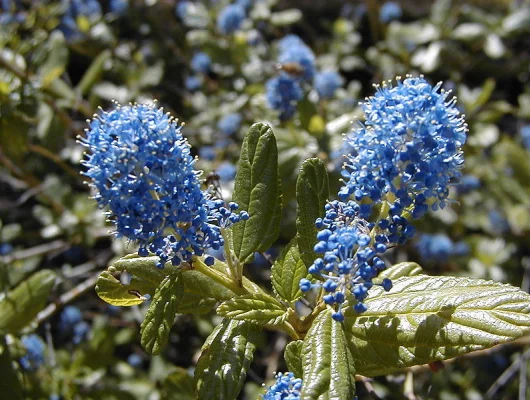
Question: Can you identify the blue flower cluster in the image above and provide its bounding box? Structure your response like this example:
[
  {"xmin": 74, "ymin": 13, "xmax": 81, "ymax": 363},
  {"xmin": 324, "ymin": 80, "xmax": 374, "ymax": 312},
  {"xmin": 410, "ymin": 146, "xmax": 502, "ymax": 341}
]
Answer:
[
  {"xmin": 340, "ymin": 76, "xmax": 467, "ymax": 221},
  {"xmin": 263, "ymin": 372, "xmax": 302, "ymax": 400},
  {"xmin": 314, "ymin": 71, "xmax": 344, "ymax": 100},
  {"xmin": 218, "ymin": 113, "xmax": 243, "ymax": 136},
  {"xmin": 266, "ymin": 35, "xmax": 343, "ymax": 120},
  {"xmin": 82, "ymin": 103, "xmax": 247, "ymax": 267},
  {"xmin": 59, "ymin": 306, "xmax": 90, "ymax": 344},
  {"xmin": 415, "ymin": 233, "xmax": 469, "ymax": 263},
  {"xmin": 266, "ymin": 75, "xmax": 303, "ymax": 121},
  {"xmin": 277, "ymin": 35, "xmax": 316, "ymax": 83},
  {"xmin": 380, "ymin": 2, "xmax": 402, "ymax": 23},
  {"xmin": 19, "ymin": 334, "xmax": 46, "ymax": 372},
  {"xmin": 217, "ymin": 3, "xmax": 246, "ymax": 35},
  {"xmin": 521, "ymin": 125, "xmax": 530, "ymax": 149},
  {"xmin": 300, "ymin": 201, "xmax": 394, "ymax": 321},
  {"xmin": 190, "ymin": 52, "xmax": 212, "ymax": 74},
  {"xmin": 301, "ymin": 76, "xmax": 467, "ymax": 320},
  {"xmin": 0, "ymin": 0, "xmax": 25, "ymax": 25}
]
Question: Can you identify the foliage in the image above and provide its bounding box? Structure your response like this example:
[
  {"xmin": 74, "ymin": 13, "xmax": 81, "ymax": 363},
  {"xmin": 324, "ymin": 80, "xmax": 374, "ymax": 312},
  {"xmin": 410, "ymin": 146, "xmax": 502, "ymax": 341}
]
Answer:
[{"xmin": 1, "ymin": 1, "xmax": 530, "ymax": 399}]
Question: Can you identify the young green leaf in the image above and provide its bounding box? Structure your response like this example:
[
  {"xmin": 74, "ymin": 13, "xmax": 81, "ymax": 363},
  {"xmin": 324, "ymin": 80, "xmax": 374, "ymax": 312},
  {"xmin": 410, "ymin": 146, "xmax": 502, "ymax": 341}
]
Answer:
[
  {"xmin": 95, "ymin": 271, "xmax": 154, "ymax": 306},
  {"xmin": 217, "ymin": 293, "xmax": 288, "ymax": 326},
  {"xmin": 0, "ymin": 270, "xmax": 56, "ymax": 334},
  {"xmin": 195, "ymin": 319, "xmax": 260, "ymax": 400},
  {"xmin": 284, "ymin": 340, "xmax": 304, "ymax": 379},
  {"xmin": 140, "ymin": 274, "xmax": 181, "ymax": 355},
  {"xmin": 231, "ymin": 122, "xmax": 282, "ymax": 264},
  {"xmin": 301, "ymin": 309, "xmax": 356, "ymax": 400},
  {"xmin": 296, "ymin": 158, "xmax": 330, "ymax": 267},
  {"xmin": 344, "ymin": 275, "xmax": 530, "ymax": 377},
  {"xmin": 271, "ymin": 241, "xmax": 310, "ymax": 303}
]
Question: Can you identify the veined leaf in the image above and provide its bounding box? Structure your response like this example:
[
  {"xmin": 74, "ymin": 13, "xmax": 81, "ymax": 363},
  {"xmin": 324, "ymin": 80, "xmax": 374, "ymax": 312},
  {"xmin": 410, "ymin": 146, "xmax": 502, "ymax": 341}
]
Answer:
[
  {"xmin": 95, "ymin": 271, "xmax": 153, "ymax": 307},
  {"xmin": 217, "ymin": 293, "xmax": 288, "ymax": 326},
  {"xmin": 140, "ymin": 274, "xmax": 181, "ymax": 355},
  {"xmin": 301, "ymin": 309, "xmax": 356, "ymax": 400},
  {"xmin": 231, "ymin": 122, "xmax": 282, "ymax": 264},
  {"xmin": 271, "ymin": 241, "xmax": 309, "ymax": 303},
  {"xmin": 344, "ymin": 275, "xmax": 530, "ymax": 377},
  {"xmin": 375, "ymin": 262, "xmax": 424, "ymax": 282},
  {"xmin": 284, "ymin": 340, "xmax": 303, "ymax": 379},
  {"xmin": 195, "ymin": 319, "xmax": 260, "ymax": 400},
  {"xmin": 296, "ymin": 158, "xmax": 329, "ymax": 268},
  {"xmin": 0, "ymin": 270, "xmax": 56, "ymax": 334}
]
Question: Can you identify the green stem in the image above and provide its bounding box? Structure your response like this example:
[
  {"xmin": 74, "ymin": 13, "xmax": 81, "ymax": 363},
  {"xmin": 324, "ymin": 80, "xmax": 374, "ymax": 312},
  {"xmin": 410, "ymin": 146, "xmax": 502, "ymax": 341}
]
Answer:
[{"xmin": 191, "ymin": 256, "xmax": 248, "ymax": 296}]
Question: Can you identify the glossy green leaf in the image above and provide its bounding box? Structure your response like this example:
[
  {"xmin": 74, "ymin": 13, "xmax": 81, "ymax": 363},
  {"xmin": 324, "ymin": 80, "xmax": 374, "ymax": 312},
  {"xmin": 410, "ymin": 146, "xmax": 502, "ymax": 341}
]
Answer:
[
  {"xmin": 301, "ymin": 309, "xmax": 356, "ymax": 400},
  {"xmin": 231, "ymin": 122, "xmax": 282, "ymax": 264},
  {"xmin": 344, "ymin": 275, "xmax": 530, "ymax": 377},
  {"xmin": 296, "ymin": 158, "xmax": 329, "ymax": 268},
  {"xmin": 162, "ymin": 367, "xmax": 196, "ymax": 400},
  {"xmin": 140, "ymin": 274, "xmax": 181, "ymax": 355},
  {"xmin": 195, "ymin": 319, "xmax": 260, "ymax": 400},
  {"xmin": 95, "ymin": 271, "xmax": 153, "ymax": 307},
  {"xmin": 217, "ymin": 293, "xmax": 288, "ymax": 326},
  {"xmin": 0, "ymin": 270, "xmax": 56, "ymax": 334},
  {"xmin": 375, "ymin": 262, "xmax": 424, "ymax": 282},
  {"xmin": 180, "ymin": 269, "xmax": 234, "ymax": 302},
  {"xmin": 271, "ymin": 241, "xmax": 309, "ymax": 303},
  {"xmin": 284, "ymin": 340, "xmax": 303, "ymax": 379}
]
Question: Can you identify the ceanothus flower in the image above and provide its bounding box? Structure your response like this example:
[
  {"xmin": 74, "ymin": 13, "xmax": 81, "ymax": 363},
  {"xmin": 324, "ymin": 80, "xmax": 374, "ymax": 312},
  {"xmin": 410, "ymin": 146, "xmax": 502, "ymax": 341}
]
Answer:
[
  {"xmin": 415, "ymin": 233, "xmax": 469, "ymax": 263},
  {"xmin": 263, "ymin": 372, "xmax": 302, "ymax": 400},
  {"xmin": 218, "ymin": 113, "xmax": 242, "ymax": 136},
  {"xmin": 81, "ymin": 103, "xmax": 247, "ymax": 268},
  {"xmin": 277, "ymin": 34, "xmax": 316, "ymax": 82},
  {"xmin": 380, "ymin": 1, "xmax": 402, "ymax": 23},
  {"xmin": 314, "ymin": 70, "xmax": 344, "ymax": 99},
  {"xmin": 190, "ymin": 52, "xmax": 211, "ymax": 74},
  {"xmin": 340, "ymin": 76, "xmax": 467, "ymax": 224},
  {"xmin": 300, "ymin": 201, "xmax": 394, "ymax": 321},
  {"xmin": 217, "ymin": 4, "xmax": 245, "ymax": 35},
  {"xmin": 19, "ymin": 334, "xmax": 46, "ymax": 372},
  {"xmin": 266, "ymin": 74, "xmax": 303, "ymax": 120}
]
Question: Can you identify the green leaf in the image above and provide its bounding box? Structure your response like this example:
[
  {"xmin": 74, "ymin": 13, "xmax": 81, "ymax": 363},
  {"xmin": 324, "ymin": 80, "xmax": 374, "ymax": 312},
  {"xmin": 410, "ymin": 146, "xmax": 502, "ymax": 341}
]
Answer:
[
  {"xmin": 195, "ymin": 319, "xmax": 260, "ymax": 400},
  {"xmin": 301, "ymin": 309, "xmax": 356, "ymax": 400},
  {"xmin": 95, "ymin": 271, "xmax": 153, "ymax": 307},
  {"xmin": 181, "ymin": 269, "xmax": 234, "ymax": 302},
  {"xmin": 296, "ymin": 158, "xmax": 330, "ymax": 268},
  {"xmin": 344, "ymin": 275, "xmax": 530, "ymax": 377},
  {"xmin": 162, "ymin": 367, "xmax": 196, "ymax": 400},
  {"xmin": 284, "ymin": 340, "xmax": 303, "ymax": 378},
  {"xmin": 231, "ymin": 122, "xmax": 282, "ymax": 264},
  {"xmin": 0, "ymin": 336, "xmax": 22, "ymax": 399},
  {"xmin": 140, "ymin": 274, "xmax": 181, "ymax": 355},
  {"xmin": 37, "ymin": 31, "xmax": 68, "ymax": 88},
  {"xmin": 271, "ymin": 241, "xmax": 309, "ymax": 303},
  {"xmin": 217, "ymin": 293, "xmax": 288, "ymax": 326},
  {"xmin": 76, "ymin": 49, "xmax": 111, "ymax": 96},
  {"xmin": 375, "ymin": 262, "xmax": 424, "ymax": 282},
  {"xmin": 0, "ymin": 270, "xmax": 56, "ymax": 334}
]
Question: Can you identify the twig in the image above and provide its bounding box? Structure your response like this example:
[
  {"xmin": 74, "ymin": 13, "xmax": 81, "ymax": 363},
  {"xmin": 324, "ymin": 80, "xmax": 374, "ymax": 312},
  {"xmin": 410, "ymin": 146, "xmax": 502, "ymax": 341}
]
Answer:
[
  {"xmin": 28, "ymin": 144, "xmax": 85, "ymax": 183},
  {"xmin": 404, "ymin": 370, "xmax": 418, "ymax": 400},
  {"xmin": 519, "ymin": 347, "xmax": 528, "ymax": 400},
  {"xmin": 0, "ymin": 240, "xmax": 67, "ymax": 264},
  {"xmin": 33, "ymin": 272, "xmax": 99, "ymax": 325},
  {"xmin": 358, "ymin": 376, "xmax": 383, "ymax": 400},
  {"xmin": 486, "ymin": 346, "xmax": 530, "ymax": 398}
]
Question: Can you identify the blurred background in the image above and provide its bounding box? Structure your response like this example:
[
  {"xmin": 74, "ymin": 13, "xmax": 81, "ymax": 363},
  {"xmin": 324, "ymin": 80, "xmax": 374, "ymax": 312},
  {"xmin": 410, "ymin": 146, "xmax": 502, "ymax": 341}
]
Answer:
[{"xmin": 1, "ymin": 0, "xmax": 530, "ymax": 398}]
